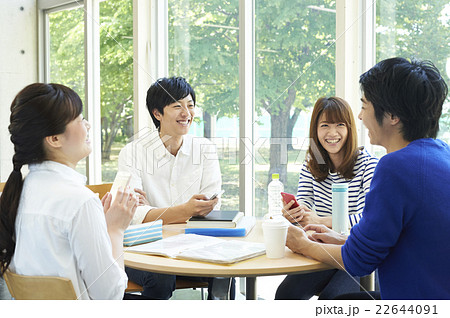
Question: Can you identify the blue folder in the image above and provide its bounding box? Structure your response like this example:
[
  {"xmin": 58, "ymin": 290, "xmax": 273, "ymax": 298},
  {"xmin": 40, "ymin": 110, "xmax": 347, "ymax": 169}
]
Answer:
[{"xmin": 185, "ymin": 216, "xmax": 256, "ymax": 237}]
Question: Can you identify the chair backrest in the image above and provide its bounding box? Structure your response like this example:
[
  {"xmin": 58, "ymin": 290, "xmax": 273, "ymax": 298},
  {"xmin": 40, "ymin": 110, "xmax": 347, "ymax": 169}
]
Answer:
[
  {"xmin": 86, "ymin": 183, "xmax": 112, "ymax": 198},
  {"xmin": 1, "ymin": 182, "xmax": 113, "ymax": 197},
  {"xmin": 4, "ymin": 269, "xmax": 77, "ymax": 300}
]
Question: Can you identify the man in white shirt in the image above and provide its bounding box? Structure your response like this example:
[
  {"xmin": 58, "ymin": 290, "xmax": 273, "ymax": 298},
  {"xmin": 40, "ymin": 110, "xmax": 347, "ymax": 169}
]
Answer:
[{"xmin": 118, "ymin": 77, "xmax": 233, "ymax": 299}]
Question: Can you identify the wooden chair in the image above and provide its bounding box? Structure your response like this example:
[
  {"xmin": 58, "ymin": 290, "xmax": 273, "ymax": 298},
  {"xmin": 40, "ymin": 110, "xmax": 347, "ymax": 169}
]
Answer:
[
  {"xmin": 3, "ymin": 269, "xmax": 77, "ymax": 300},
  {"xmin": 85, "ymin": 182, "xmax": 113, "ymax": 198},
  {"xmin": 126, "ymin": 280, "xmax": 143, "ymax": 293},
  {"xmin": 126, "ymin": 278, "xmax": 208, "ymax": 299}
]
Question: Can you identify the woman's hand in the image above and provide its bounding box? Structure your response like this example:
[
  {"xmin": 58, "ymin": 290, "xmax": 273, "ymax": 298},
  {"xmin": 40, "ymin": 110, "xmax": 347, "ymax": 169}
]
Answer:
[
  {"xmin": 281, "ymin": 200, "xmax": 311, "ymax": 224},
  {"xmin": 104, "ymin": 187, "xmax": 138, "ymax": 233},
  {"xmin": 101, "ymin": 192, "xmax": 112, "ymax": 215},
  {"xmin": 281, "ymin": 199, "xmax": 331, "ymax": 228},
  {"xmin": 304, "ymin": 224, "xmax": 347, "ymax": 245}
]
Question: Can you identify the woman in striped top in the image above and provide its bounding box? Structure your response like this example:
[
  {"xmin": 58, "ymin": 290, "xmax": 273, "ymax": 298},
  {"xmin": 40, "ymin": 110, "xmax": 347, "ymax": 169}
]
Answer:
[
  {"xmin": 293, "ymin": 145, "xmax": 377, "ymax": 227},
  {"xmin": 282, "ymin": 97, "xmax": 378, "ymax": 227},
  {"xmin": 276, "ymin": 96, "xmax": 378, "ymax": 300}
]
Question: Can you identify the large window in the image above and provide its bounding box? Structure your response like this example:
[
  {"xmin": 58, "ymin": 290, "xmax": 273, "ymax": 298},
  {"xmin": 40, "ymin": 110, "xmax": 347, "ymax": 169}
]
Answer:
[
  {"xmin": 254, "ymin": 1, "xmax": 336, "ymax": 217},
  {"xmin": 44, "ymin": 0, "xmax": 133, "ymax": 182},
  {"xmin": 376, "ymin": 0, "xmax": 450, "ymax": 146},
  {"xmin": 99, "ymin": 0, "xmax": 134, "ymax": 181},
  {"xmin": 41, "ymin": 0, "xmax": 449, "ymax": 214},
  {"xmin": 169, "ymin": 0, "xmax": 240, "ymax": 211},
  {"xmin": 48, "ymin": 3, "xmax": 86, "ymax": 176}
]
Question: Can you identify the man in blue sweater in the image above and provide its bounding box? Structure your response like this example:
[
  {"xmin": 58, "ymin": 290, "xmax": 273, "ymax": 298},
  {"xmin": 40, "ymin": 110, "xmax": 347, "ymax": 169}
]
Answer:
[{"xmin": 286, "ymin": 57, "xmax": 450, "ymax": 299}]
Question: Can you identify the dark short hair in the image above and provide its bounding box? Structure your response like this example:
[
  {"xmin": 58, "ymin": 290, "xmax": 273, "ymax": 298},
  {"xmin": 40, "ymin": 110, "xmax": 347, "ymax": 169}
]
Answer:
[
  {"xmin": 146, "ymin": 77, "xmax": 196, "ymax": 129},
  {"xmin": 359, "ymin": 57, "xmax": 448, "ymax": 141}
]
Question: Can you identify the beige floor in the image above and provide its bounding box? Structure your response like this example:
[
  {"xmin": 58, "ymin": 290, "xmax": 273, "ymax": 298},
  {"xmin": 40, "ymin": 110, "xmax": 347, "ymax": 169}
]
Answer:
[{"xmin": 170, "ymin": 275, "xmax": 286, "ymax": 300}]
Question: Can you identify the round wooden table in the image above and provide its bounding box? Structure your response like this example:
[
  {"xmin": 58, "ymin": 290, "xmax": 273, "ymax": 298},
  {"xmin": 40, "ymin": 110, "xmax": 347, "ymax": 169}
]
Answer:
[{"xmin": 124, "ymin": 220, "xmax": 332, "ymax": 299}]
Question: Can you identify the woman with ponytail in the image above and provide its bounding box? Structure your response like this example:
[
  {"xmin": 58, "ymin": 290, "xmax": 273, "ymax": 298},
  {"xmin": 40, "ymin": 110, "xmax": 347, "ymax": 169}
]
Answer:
[{"xmin": 0, "ymin": 83, "xmax": 137, "ymax": 299}]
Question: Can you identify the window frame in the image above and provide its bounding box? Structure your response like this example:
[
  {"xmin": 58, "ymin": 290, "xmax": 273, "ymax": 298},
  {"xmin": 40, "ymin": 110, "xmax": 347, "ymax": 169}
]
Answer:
[{"xmin": 38, "ymin": 0, "xmax": 102, "ymax": 184}]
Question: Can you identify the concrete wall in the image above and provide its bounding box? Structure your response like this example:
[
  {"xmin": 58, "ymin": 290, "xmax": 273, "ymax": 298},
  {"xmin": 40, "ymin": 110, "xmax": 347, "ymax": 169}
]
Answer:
[{"xmin": 0, "ymin": 0, "xmax": 38, "ymax": 181}]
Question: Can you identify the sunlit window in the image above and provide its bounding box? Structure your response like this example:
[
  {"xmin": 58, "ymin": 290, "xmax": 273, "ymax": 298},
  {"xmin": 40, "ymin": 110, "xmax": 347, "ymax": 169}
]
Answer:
[
  {"xmin": 254, "ymin": 0, "xmax": 336, "ymax": 217},
  {"xmin": 99, "ymin": 0, "xmax": 134, "ymax": 181},
  {"xmin": 48, "ymin": 4, "xmax": 86, "ymax": 176},
  {"xmin": 376, "ymin": 0, "xmax": 450, "ymax": 148},
  {"xmin": 169, "ymin": 0, "xmax": 240, "ymax": 211}
]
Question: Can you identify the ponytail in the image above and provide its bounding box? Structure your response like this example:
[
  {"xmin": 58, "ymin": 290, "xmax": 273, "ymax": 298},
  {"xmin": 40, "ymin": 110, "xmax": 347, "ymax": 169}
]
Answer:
[
  {"xmin": 0, "ymin": 167, "xmax": 24, "ymax": 276},
  {"xmin": 0, "ymin": 83, "xmax": 82, "ymax": 277}
]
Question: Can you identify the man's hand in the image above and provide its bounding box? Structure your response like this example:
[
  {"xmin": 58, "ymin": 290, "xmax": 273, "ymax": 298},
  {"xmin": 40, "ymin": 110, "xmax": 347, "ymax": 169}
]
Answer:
[
  {"xmin": 304, "ymin": 224, "xmax": 348, "ymax": 245},
  {"xmin": 134, "ymin": 188, "xmax": 150, "ymax": 206},
  {"xmin": 298, "ymin": 211, "xmax": 332, "ymax": 228},
  {"xmin": 287, "ymin": 224, "xmax": 346, "ymax": 269},
  {"xmin": 183, "ymin": 194, "xmax": 218, "ymax": 218},
  {"xmin": 285, "ymin": 225, "xmax": 312, "ymax": 255}
]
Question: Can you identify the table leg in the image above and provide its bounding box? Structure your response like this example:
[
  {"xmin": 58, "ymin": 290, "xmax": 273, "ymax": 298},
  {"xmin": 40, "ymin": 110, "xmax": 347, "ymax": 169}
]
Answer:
[
  {"xmin": 245, "ymin": 277, "xmax": 257, "ymax": 300},
  {"xmin": 209, "ymin": 277, "xmax": 231, "ymax": 300}
]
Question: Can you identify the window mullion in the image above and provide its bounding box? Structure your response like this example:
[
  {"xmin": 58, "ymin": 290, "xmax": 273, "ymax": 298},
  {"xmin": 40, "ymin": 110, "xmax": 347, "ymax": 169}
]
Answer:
[
  {"xmin": 360, "ymin": 0, "xmax": 376, "ymax": 151},
  {"xmin": 239, "ymin": 0, "xmax": 255, "ymax": 216},
  {"xmin": 84, "ymin": 0, "xmax": 102, "ymax": 184}
]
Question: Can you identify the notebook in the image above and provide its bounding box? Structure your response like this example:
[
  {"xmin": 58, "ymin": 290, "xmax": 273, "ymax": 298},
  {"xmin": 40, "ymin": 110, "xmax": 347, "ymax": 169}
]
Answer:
[
  {"xmin": 123, "ymin": 219, "xmax": 163, "ymax": 246},
  {"xmin": 127, "ymin": 234, "xmax": 266, "ymax": 264},
  {"xmin": 186, "ymin": 210, "xmax": 244, "ymax": 228}
]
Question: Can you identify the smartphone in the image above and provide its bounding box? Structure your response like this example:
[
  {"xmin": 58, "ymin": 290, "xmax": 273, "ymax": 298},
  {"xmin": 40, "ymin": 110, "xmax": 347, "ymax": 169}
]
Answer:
[
  {"xmin": 280, "ymin": 192, "xmax": 300, "ymax": 208},
  {"xmin": 110, "ymin": 171, "xmax": 132, "ymax": 201},
  {"xmin": 209, "ymin": 189, "xmax": 225, "ymax": 200}
]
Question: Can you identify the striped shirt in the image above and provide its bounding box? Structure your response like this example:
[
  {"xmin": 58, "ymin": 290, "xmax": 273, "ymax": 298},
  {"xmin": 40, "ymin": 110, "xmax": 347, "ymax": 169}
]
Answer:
[{"xmin": 296, "ymin": 147, "xmax": 378, "ymax": 227}]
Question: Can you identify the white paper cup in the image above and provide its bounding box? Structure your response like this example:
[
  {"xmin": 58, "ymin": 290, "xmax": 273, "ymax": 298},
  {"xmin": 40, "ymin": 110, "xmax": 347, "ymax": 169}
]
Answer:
[{"xmin": 262, "ymin": 217, "xmax": 289, "ymax": 259}]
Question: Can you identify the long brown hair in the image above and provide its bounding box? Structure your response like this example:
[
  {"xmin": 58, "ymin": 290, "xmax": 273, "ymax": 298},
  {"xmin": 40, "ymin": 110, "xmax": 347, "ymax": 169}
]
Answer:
[
  {"xmin": 306, "ymin": 96, "xmax": 358, "ymax": 182},
  {"xmin": 0, "ymin": 83, "xmax": 82, "ymax": 276}
]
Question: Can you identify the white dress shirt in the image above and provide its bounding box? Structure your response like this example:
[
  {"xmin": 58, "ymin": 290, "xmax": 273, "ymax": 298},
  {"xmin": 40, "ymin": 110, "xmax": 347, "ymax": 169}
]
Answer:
[
  {"xmin": 9, "ymin": 161, "xmax": 127, "ymax": 300},
  {"xmin": 118, "ymin": 132, "xmax": 222, "ymax": 224}
]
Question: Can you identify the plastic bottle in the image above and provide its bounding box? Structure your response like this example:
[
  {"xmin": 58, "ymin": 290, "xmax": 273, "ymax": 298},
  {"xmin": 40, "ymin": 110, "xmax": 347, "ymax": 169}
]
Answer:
[
  {"xmin": 332, "ymin": 183, "xmax": 349, "ymax": 235},
  {"xmin": 267, "ymin": 173, "xmax": 284, "ymax": 216}
]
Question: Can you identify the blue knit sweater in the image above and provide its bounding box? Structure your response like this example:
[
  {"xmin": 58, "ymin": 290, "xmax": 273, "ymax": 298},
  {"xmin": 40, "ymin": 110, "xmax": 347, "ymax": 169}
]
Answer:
[{"xmin": 342, "ymin": 138, "xmax": 450, "ymax": 299}]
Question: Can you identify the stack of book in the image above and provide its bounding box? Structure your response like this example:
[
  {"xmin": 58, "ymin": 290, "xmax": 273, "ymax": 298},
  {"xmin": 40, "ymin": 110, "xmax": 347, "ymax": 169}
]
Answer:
[
  {"xmin": 185, "ymin": 210, "xmax": 255, "ymax": 237},
  {"xmin": 186, "ymin": 210, "xmax": 244, "ymax": 228}
]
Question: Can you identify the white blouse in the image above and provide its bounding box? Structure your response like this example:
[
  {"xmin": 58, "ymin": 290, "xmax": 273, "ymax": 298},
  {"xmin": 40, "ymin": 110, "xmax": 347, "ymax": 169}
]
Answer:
[{"xmin": 10, "ymin": 161, "xmax": 127, "ymax": 299}]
